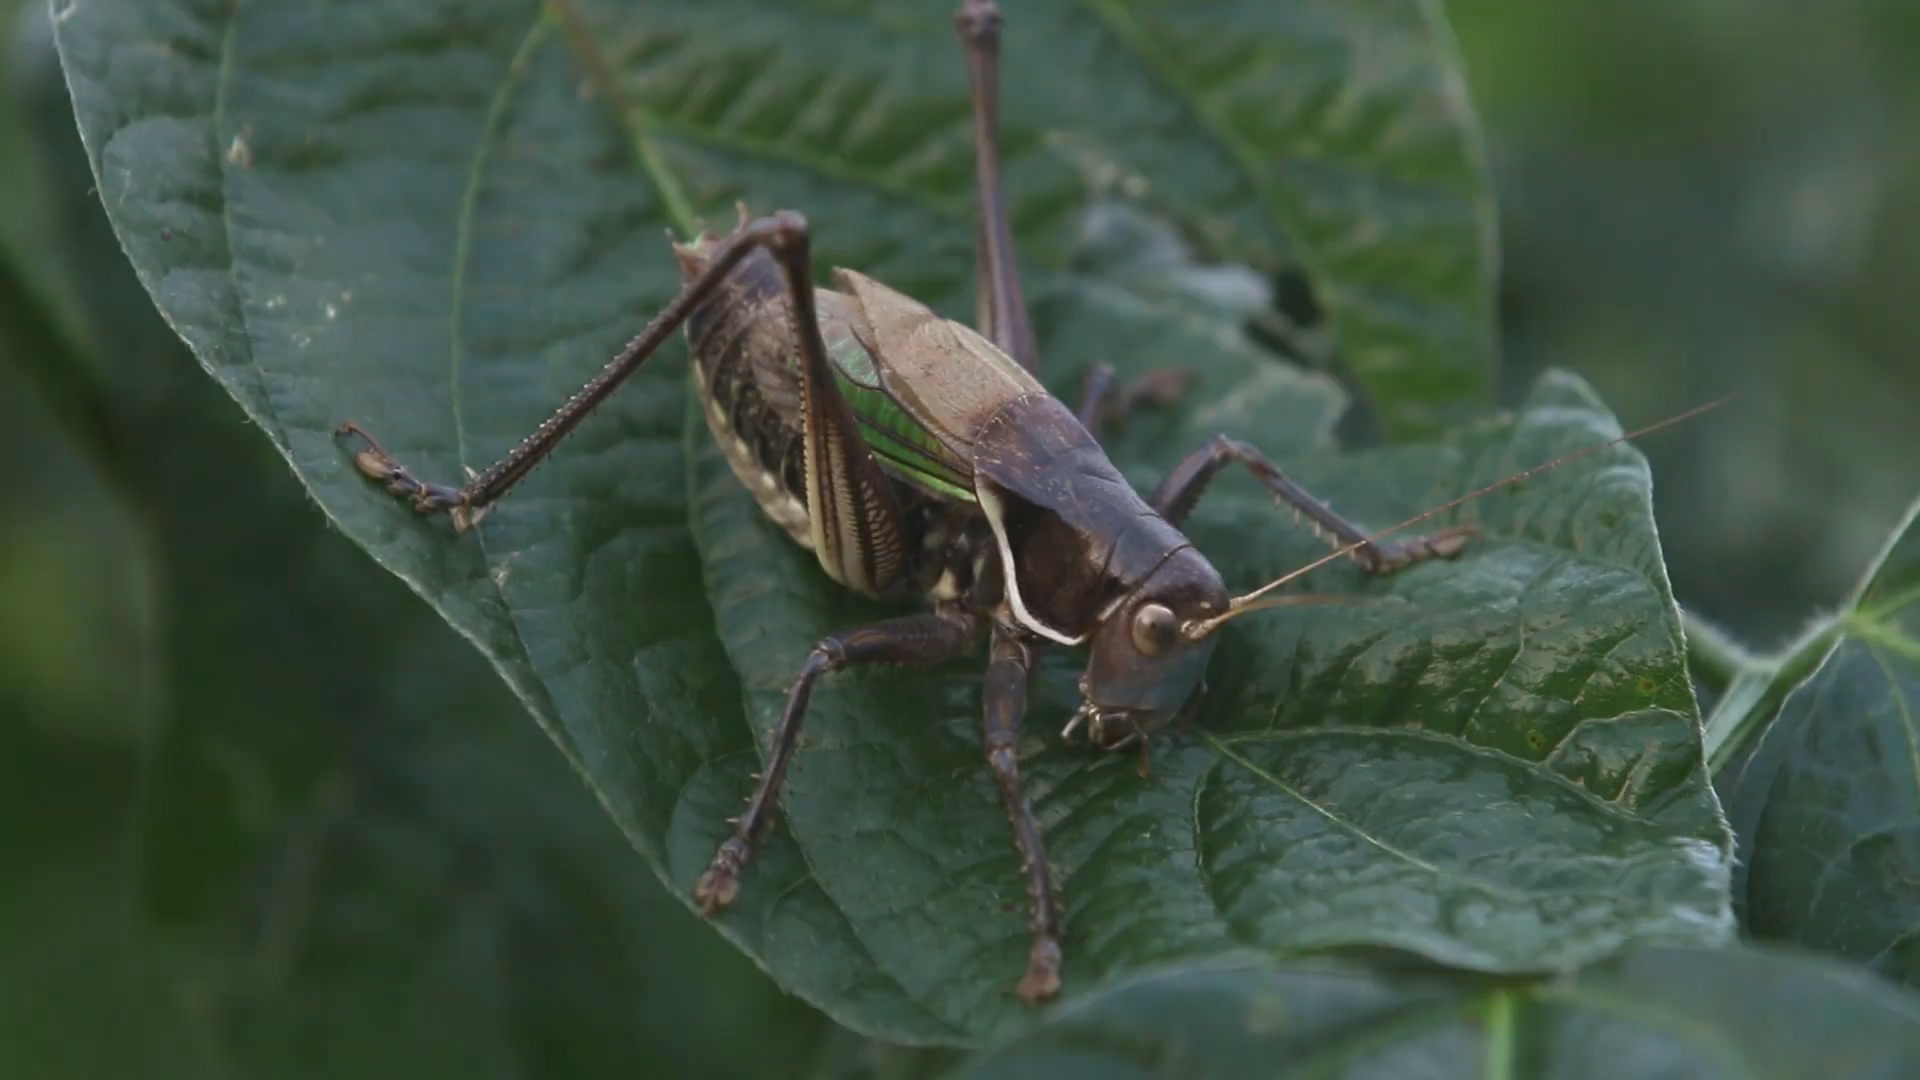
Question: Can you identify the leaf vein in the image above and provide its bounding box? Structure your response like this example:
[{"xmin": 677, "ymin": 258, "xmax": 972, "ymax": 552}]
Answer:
[
  {"xmin": 642, "ymin": 111, "xmax": 968, "ymax": 225},
  {"xmin": 1201, "ymin": 730, "xmax": 1534, "ymax": 900},
  {"xmin": 1072, "ymin": 0, "xmax": 1273, "ymax": 249},
  {"xmin": 1567, "ymin": 623, "xmax": 1641, "ymax": 710},
  {"xmin": 1190, "ymin": 759, "xmax": 1230, "ymax": 928},
  {"xmin": 1866, "ymin": 643, "xmax": 1920, "ymax": 811},
  {"xmin": 549, "ymin": 0, "xmax": 698, "ymax": 234},
  {"xmin": 1216, "ymin": 722, "xmax": 1683, "ymax": 827}
]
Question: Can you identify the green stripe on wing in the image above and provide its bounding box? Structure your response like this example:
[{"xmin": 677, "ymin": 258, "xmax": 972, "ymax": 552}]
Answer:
[{"xmin": 825, "ymin": 330, "xmax": 977, "ymax": 503}]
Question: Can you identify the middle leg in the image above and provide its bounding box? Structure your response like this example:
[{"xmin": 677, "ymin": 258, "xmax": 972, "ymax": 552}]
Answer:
[
  {"xmin": 980, "ymin": 622, "xmax": 1062, "ymax": 1004},
  {"xmin": 696, "ymin": 611, "xmax": 979, "ymax": 911},
  {"xmin": 1148, "ymin": 435, "xmax": 1475, "ymax": 574}
]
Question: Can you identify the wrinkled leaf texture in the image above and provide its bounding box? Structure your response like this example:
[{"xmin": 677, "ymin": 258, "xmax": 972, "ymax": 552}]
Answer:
[{"xmin": 56, "ymin": 0, "xmax": 1726, "ymax": 1043}]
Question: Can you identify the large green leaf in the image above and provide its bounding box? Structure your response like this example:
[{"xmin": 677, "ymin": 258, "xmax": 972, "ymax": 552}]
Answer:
[
  {"xmin": 56, "ymin": 0, "xmax": 1680, "ymax": 1046},
  {"xmin": 1740, "ymin": 498, "xmax": 1920, "ymax": 987},
  {"xmin": 952, "ymin": 947, "xmax": 1920, "ymax": 1078}
]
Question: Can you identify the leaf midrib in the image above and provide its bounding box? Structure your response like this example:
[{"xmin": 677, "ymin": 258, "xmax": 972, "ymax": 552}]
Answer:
[
  {"xmin": 1203, "ymin": 730, "xmax": 1530, "ymax": 904},
  {"xmin": 1073, "ymin": 0, "xmax": 1275, "ymax": 236},
  {"xmin": 550, "ymin": 0, "xmax": 698, "ymax": 235}
]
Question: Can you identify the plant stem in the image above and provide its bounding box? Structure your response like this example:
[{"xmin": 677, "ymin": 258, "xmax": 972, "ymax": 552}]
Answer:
[
  {"xmin": 1679, "ymin": 607, "xmax": 1757, "ymax": 698},
  {"xmin": 1700, "ymin": 613, "xmax": 1842, "ymax": 773}
]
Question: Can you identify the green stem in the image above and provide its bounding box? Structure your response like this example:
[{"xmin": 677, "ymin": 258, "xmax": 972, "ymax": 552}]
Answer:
[
  {"xmin": 1700, "ymin": 614, "xmax": 1842, "ymax": 773},
  {"xmin": 1680, "ymin": 607, "xmax": 1757, "ymax": 698},
  {"xmin": 1482, "ymin": 990, "xmax": 1517, "ymax": 1080}
]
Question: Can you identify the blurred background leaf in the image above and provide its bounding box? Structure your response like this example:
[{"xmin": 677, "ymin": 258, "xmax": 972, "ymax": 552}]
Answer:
[
  {"xmin": 951, "ymin": 948, "xmax": 1920, "ymax": 1079},
  {"xmin": 1447, "ymin": 0, "xmax": 1920, "ymax": 648}
]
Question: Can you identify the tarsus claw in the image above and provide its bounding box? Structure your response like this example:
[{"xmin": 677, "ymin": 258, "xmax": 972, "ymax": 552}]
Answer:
[{"xmin": 1017, "ymin": 938, "xmax": 1062, "ymax": 1005}]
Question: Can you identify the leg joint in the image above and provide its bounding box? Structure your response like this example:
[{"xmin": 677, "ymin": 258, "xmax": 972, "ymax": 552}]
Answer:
[
  {"xmin": 1208, "ymin": 433, "xmax": 1247, "ymax": 461},
  {"xmin": 805, "ymin": 640, "xmax": 844, "ymax": 676},
  {"xmin": 955, "ymin": 0, "xmax": 1002, "ymax": 44},
  {"xmin": 769, "ymin": 209, "xmax": 809, "ymax": 249},
  {"xmin": 740, "ymin": 210, "xmax": 810, "ymax": 256}
]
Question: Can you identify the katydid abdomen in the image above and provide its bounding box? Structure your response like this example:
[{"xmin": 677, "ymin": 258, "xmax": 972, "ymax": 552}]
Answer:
[{"xmin": 678, "ymin": 233, "xmax": 1011, "ymax": 609}]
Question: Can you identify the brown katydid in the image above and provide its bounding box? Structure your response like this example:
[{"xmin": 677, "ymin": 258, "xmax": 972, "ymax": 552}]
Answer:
[{"xmin": 336, "ymin": 0, "xmax": 1724, "ymax": 1006}]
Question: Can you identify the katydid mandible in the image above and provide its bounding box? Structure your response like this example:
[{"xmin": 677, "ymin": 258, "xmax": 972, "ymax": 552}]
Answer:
[{"xmin": 336, "ymin": 0, "xmax": 1711, "ymax": 1005}]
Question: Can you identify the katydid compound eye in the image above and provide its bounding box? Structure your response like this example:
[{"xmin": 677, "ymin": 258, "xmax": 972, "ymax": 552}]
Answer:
[{"xmin": 1130, "ymin": 602, "xmax": 1179, "ymax": 655}]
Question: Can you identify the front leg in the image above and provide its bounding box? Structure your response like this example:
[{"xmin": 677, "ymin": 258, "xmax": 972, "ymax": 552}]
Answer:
[
  {"xmin": 1150, "ymin": 435, "xmax": 1475, "ymax": 574},
  {"xmin": 696, "ymin": 611, "xmax": 980, "ymax": 911},
  {"xmin": 980, "ymin": 622, "xmax": 1062, "ymax": 1004}
]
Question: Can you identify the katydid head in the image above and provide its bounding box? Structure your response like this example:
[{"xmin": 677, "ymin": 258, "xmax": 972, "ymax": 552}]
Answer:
[
  {"xmin": 1064, "ymin": 392, "xmax": 1737, "ymax": 754},
  {"xmin": 1069, "ymin": 546, "xmax": 1229, "ymax": 749},
  {"xmin": 1067, "ymin": 547, "xmax": 1357, "ymax": 749}
]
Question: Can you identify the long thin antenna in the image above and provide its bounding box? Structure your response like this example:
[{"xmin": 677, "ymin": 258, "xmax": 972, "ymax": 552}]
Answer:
[{"xmin": 1186, "ymin": 392, "xmax": 1735, "ymax": 638}]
